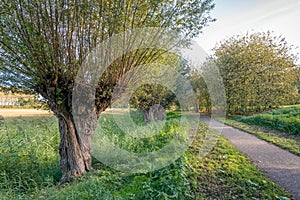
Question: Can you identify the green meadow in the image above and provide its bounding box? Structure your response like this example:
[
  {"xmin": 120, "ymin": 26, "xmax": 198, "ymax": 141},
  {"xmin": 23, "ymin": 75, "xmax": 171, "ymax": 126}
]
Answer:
[{"xmin": 0, "ymin": 111, "xmax": 291, "ymax": 199}]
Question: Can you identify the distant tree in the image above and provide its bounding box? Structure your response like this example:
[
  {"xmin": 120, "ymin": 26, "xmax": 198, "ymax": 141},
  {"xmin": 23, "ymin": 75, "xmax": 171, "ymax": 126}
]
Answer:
[
  {"xmin": 295, "ymin": 67, "xmax": 300, "ymax": 103},
  {"xmin": 190, "ymin": 71, "xmax": 211, "ymax": 112},
  {"xmin": 129, "ymin": 57, "xmax": 196, "ymax": 122},
  {"xmin": 0, "ymin": 0, "xmax": 215, "ymax": 182},
  {"xmin": 212, "ymin": 31, "xmax": 298, "ymax": 115},
  {"xmin": 130, "ymin": 83, "xmax": 175, "ymax": 122}
]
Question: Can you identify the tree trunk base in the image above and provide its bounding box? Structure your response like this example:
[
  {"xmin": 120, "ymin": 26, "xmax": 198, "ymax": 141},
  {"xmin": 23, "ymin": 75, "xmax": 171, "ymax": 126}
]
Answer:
[
  {"xmin": 143, "ymin": 104, "xmax": 166, "ymax": 122},
  {"xmin": 57, "ymin": 111, "xmax": 93, "ymax": 183}
]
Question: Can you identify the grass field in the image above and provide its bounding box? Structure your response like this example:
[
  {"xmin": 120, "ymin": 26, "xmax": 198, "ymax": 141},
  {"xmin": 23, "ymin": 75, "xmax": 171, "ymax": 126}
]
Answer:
[{"xmin": 0, "ymin": 110, "xmax": 291, "ymax": 199}]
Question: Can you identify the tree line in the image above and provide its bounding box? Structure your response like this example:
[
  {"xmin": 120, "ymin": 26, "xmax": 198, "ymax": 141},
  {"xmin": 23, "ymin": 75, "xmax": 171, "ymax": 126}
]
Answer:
[
  {"xmin": 190, "ymin": 31, "xmax": 299, "ymax": 116},
  {"xmin": 133, "ymin": 31, "xmax": 299, "ymax": 117}
]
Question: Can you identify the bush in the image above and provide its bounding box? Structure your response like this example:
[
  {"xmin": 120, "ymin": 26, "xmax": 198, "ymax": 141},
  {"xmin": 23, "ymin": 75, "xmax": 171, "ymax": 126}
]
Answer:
[{"xmin": 232, "ymin": 106, "xmax": 300, "ymax": 135}]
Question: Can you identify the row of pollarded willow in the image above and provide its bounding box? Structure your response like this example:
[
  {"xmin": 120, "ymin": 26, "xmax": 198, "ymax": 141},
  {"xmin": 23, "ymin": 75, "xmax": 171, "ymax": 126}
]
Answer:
[{"xmin": 0, "ymin": 0, "xmax": 216, "ymax": 182}]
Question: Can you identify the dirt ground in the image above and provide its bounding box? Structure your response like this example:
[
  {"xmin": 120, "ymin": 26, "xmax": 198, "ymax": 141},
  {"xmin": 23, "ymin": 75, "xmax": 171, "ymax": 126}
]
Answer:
[
  {"xmin": 0, "ymin": 108, "xmax": 124, "ymax": 118},
  {"xmin": 0, "ymin": 109, "xmax": 53, "ymax": 118}
]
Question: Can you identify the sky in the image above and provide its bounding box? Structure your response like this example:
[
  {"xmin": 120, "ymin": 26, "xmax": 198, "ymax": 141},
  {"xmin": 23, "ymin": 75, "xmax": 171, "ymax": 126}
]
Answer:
[{"xmin": 196, "ymin": 0, "xmax": 300, "ymax": 56}]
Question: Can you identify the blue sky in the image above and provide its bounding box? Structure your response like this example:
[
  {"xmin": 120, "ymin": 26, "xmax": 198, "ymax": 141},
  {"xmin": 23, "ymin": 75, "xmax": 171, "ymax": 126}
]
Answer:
[{"xmin": 196, "ymin": 0, "xmax": 300, "ymax": 55}]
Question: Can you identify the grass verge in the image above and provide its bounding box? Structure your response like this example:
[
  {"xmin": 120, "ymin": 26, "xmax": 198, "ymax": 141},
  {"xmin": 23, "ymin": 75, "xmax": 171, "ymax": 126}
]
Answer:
[
  {"xmin": 221, "ymin": 118, "xmax": 300, "ymax": 157},
  {"xmin": 217, "ymin": 106, "xmax": 300, "ymax": 156},
  {"xmin": 232, "ymin": 106, "xmax": 300, "ymax": 136},
  {"xmin": 186, "ymin": 125, "xmax": 291, "ymax": 199}
]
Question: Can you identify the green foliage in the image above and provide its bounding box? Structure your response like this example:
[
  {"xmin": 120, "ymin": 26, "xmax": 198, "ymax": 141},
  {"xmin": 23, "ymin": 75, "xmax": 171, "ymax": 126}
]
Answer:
[
  {"xmin": 232, "ymin": 106, "xmax": 300, "ymax": 135},
  {"xmin": 294, "ymin": 67, "xmax": 300, "ymax": 102},
  {"xmin": 130, "ymin": 84, "xmax": 176, "ymax": 111},
  {"xmin": 129, "ymin": 57, "xmax": 194, "ymax": 113},
  {"xmin": 211, "ymin": 31, "xmax": 299, "ymax": 115},
  {"xmin": 166, "ymin": 110, "xmax": 183, "ymax": 119},
  {"xmin": 37, "ymin": 158, "xmax": 192, "ymax": 200},
  {"xmin": 97, "ymin": 112, "xmax": 188, "ymax": 153},
  {"xmin": 0, "ymin": 0, "xmax": 216, "ymax": 109},
  {"xmin": 190, "ymin": 71, "xmax": 211, "ymax": 112}
]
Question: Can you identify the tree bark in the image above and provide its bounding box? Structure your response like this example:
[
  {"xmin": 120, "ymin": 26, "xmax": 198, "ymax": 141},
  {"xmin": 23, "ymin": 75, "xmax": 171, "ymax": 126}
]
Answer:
[
  {"xmin": 143, "ymin": 109, "xmax": 152, "ymax": 122},
  {"xmin": 143, "ymin": 104, "xmax": 166, "ymax": 122},
  {"xmin": 52, "ymin": 82, "xmax": 108, "ymax": 183},
  {"xmin": 57, "ymin": 110, "xmax": 93, "ymax": 183}
]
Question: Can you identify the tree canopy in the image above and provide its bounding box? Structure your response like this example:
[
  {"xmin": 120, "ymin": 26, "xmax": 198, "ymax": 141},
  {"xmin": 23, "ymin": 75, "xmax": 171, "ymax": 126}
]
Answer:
[{"xmin": 211, "ymin": 31, "xmax": 299, "ymax": 115}]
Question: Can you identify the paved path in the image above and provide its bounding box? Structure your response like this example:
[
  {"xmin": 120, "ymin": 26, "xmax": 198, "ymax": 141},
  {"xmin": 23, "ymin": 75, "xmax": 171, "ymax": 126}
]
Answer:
[{"xmin": 198, "ymin": 115, "xmax": 300, "ymax": 199}]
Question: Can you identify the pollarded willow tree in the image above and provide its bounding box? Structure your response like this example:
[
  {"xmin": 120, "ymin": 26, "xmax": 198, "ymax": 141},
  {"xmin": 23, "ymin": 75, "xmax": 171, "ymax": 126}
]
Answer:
[
  {"xmin": 0, "ymin": 0, "xmax": 215, "ymax": 182},
  {"xmin": 212, "ymin": 31, "xmax": 299, "ymax": 115},
  {"xmin": 129, "ymin": 57, "xmax": 193, "ymax": 122}
]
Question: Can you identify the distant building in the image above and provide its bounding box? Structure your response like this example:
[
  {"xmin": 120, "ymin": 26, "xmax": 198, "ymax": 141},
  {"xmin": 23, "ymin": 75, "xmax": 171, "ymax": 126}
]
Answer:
[{"xmin": 0, "ymin": 92, "xmax": 35, "ymax": 106}]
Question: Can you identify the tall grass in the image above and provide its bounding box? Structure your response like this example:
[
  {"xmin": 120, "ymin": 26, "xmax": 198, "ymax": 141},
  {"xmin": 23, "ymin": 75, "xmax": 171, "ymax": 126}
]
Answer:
[
  {"xmin": 0, "ymin": 112, "xmax": 193, "ymax": 199},
  {"xmin": 0, "ymin": 116, "xmax": 60, "ymax": 198},
  {"xmin": 0, "ymin": 111, "xmax": 291, "ymax": 199}
]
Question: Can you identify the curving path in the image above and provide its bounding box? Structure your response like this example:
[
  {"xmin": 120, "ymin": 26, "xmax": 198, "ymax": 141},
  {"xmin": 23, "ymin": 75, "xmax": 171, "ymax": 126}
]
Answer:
[{"xmin": 198, "ymin": 115, "xmax": 300, "ymax": 199}]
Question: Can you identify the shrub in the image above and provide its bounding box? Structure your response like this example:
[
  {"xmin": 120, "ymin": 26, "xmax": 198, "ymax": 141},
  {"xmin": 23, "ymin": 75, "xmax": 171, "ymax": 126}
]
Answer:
[{"xmin": 233, "ymin": 107, "xmax": 300, "ymax": 135}]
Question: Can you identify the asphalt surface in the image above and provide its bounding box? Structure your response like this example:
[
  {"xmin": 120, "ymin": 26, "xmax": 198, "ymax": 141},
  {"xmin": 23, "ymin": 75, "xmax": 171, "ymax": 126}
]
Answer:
[{"xmin": 198, "ymin": 115, "xmax": 300, "ymax": 199}]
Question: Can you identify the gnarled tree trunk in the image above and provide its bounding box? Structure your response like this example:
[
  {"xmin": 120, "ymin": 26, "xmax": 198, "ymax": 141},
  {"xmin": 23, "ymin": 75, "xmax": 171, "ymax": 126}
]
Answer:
[
  {"xmin": 56, "ymin": 109, "xmax": 94, "ymax": 183},
  {"xmin": 143, "ymin": 104, "xmax": 166, "ymax": 122}
]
